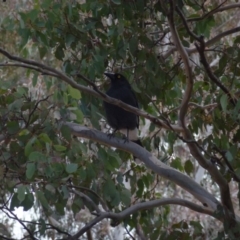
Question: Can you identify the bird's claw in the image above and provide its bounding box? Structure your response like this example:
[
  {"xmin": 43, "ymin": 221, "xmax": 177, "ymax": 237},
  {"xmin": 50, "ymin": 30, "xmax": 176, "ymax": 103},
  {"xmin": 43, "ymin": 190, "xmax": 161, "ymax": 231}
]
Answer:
[{"xmin": 122, "ymin": 135, "xmax": 129, "ymax": 143}]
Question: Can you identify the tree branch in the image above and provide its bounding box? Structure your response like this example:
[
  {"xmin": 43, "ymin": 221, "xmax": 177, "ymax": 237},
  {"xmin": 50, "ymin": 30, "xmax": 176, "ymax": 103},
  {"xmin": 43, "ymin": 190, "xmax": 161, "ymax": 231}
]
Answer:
[
  {"xmin": 1, "ymin": 207, "xmax": 36, "ymax": 239},
  {"xmin": 65, "ymin": 197, "xmax": 218, "ymax": 239},
  {"xmin": 70, "ymin": 189, "xmax": 101, "ymax": 214},
  {"xmin": 64, "ymin": 122, "xmax": 220, "ymax": 211},
  {"xmin": 165, "ymin": 0, "xmax": 236, "ymax": 220},
  {"xmin": 163, "ymin": 26, "xmax": 240, "ymax": 59},
  {"xmin": 166, "ymin": 1, "xmax": 193, "ymax": 128},
  {"xmin": 68, "ymin": 185, "xmax": 109, "ymax": 212},
  {"xmin": 0, "ymin": 62, "xmax": 59, "ymax": 77},
  {"xmin": 187, "ymin": 3, "xmax": 240, "ymax": 22},
  {"xmin": 0, "ymin": 47, "xmax": 183, "ymax": 133},
  {"xmin": 195, "ymin": 37, "xmax": 237, "ymax": 106}
]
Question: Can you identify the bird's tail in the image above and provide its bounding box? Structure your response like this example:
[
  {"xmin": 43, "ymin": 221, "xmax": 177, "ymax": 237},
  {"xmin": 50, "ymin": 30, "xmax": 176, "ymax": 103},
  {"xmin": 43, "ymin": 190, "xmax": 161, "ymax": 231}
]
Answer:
[{"xmin": 120, "ymin": 129, "xmax": 143, "ymax": 162}]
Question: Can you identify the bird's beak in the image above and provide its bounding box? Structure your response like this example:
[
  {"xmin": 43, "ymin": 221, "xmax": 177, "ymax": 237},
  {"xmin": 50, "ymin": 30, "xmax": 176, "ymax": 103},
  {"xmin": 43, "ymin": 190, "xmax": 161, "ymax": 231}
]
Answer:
[{"xmin": 104, "ymin": 72, "xmax": 115, "ymax": 80}]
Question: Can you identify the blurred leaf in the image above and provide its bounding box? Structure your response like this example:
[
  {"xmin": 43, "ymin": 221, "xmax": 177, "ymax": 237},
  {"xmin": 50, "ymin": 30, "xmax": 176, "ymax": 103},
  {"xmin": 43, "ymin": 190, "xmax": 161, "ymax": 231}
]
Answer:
[
  {"xmin": 25, "ymin": 137, "xmax": 37, "ymax": 157},
  {"xmin": 68, "ymin": 85, "xmax": 81, "ymax": 100},
  {"xmin": 36, "ymin": 191, "xmax": 50, "ymax": 210},
  {"xmin": 54, "ymin": 145, "xmax": 67, "ymax": 152},
  {"xmin": 65, "ymin": 163, "xmax": 78, "ymax": 174},
  {"xmin": 184, "ymin": 160, "xmax": 194, "ymax": 175},
  {"xmin": 170, "ymin": 158, "xmax": 184, "ymax": 171},
  {"xmin": 26, "ymin": 162, "xmax": 36, "ymax": 179},
  {"xmin": 17, "ymin": 185, "xmax": 26, "ymax": 202},
  {"xmin": 220, "ymin": 94, "xmax": 228, "ymax": 113}
]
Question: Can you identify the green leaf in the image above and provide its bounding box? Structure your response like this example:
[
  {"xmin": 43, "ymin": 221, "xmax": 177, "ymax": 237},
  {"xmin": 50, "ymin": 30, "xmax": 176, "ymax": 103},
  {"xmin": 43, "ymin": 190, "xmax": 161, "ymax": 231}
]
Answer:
[
  {"xmin": 65, "ymin": 163, "xmax": 78, "ymax": 174},
  {"xmin": 55, "ymin": 45, "xmax": 65, "ymax": 60},
  {"xmin": 29, "ymin": 151, "xmax": 46, "ymax": 162},
  {"xmin": 170, "ymin": 158, "xmax": 184, "ymax": 171},
  {"xmin": 61, "ymin": 125, "xmax": 72, "ymax": 141},
  {"xmin": 78, "ymin": 167, "xmax": 87, "ymax": 181},
  {"xmin": 129, "ymin": 37, "xmax": 138, "ymax": 55},
  {"xmin": 38, "ymin": 133, "xmax": 52, "ymax": 144},
  {"xmin": 18, "ymin": 28, "xmax": 30, "ymax": 47},
  {"xmin": 27, "ymin": 9, "xmax": 39, "ymax": 21},
  {"xmin": 219, "ymin": 55, "xmax": 227, "ymax": 70},
  {"xmin": 136, "ymin": 179, "xmax": 144, "ymax": 197},
  {"xmin": 61, "ymin": 185, "xmax": 69, "ymax": 199},
  {"xmin": 25, "ymin": 137, "xmax": 37, "ymax": 157},
  {"xmin": 36, "ymin": 31, "xmax": 48, "ymax": 45},
  {"xmin": 38, "ymin": 46, "xmax": 48, "ymax": 59},
  {"xmin": 184, "ymin": 160, "xmax": 194, "ymax": 175},
  {"xmin": 120, "ymin": 188, "xmax": 131, "ymax": 206},
  {"xmin": 68, "ymin": 85, "xmax": 81, "ymax": 100},
  {"xmin": 22, "ymin": 191, "xmax": 34, "ymax": 211},
  {"xmin": 190, "ymin": 221, "xmax": 203, "ymax": 234},
  {"xmin": 17, "ymin": 185, "xmax": 26, "ymax": 202},
  {"xmin": 26, "ymin": 162, "xmax": 36, "ymax": 179},
  {"xmin": 74, "ymin": 109, "xmax": 84, "ymax": 123},
  {"xmin": 45, "ymin": 184, "xmax": 56, "ymax": 194},
  {"xmin": 10, "ymin": 193, "xmax": 21, "ymax": 210},
  {"xmin": 7, "ymin": 121, "xmax": 19, "ymax": 134},
  {"xmin": 103, "ymin": 179, "xmax": 117, "ymax": 201},
  {"xmin": 65, "ymin": 33, "xmax": 76, "ymax": 47},
  {"xmin": 220, "ymin": 94, "xmax": 228, "ymax": 113},
  {"xmin": 54, "ymin": 145, "xmax": 67, "ymax": 152},
  {"xmin": 36, "ymin": 191, "xmax": 50, "ymax": 210},
  {"xmin": 226, "ymin": 151, "xmax": 233, "ymax": 162}
]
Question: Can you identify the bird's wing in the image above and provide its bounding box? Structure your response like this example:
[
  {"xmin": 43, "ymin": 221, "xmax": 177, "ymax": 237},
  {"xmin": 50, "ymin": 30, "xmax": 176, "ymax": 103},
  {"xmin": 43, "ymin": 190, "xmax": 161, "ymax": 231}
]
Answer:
[
  {"xmin": 119, "ymin": 86, "xmax": 139, "ymax": 128},
  {"xmin": 106, "ymin": 85, "xmax": 140, "ymax": 128},
  {"xmin": 130, "ymin": 88, "xmax": 140, "ymax": 128}
]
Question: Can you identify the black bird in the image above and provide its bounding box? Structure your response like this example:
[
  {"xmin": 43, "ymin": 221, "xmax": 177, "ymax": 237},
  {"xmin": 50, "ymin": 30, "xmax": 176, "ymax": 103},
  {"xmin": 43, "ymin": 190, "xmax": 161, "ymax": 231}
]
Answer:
[{"xmin": 103, "ymin": 72, "xmax": 142, "ymax": 147}]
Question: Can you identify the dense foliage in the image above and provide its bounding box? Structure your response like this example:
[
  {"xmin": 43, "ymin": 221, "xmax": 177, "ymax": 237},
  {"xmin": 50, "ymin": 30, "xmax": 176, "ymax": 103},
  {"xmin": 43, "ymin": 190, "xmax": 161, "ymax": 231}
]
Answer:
[{"xmin": 1, "ymin": 0, "xmax": 240, "ymax": 239}]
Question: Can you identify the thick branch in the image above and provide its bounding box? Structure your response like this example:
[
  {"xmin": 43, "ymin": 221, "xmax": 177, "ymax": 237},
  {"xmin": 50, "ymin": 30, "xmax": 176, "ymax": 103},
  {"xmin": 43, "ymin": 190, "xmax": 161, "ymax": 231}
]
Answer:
[
  {"xmin": 66, "ymin": 198, "xmax": 216, "ymax": 239},
  {"xmin": 165, "ymin": 1, "xmax": 236, "ymax": 219},
  {"xmin": 166, "ymin": 1, "xmax": 193, "ymax": 128},
  {"xmin": 65, "ymin": 122, "xmax": 220, "ymax": 211},
  {"xmin": 0, "ymin": 48, "xmax": 183, "ymax": 133}
]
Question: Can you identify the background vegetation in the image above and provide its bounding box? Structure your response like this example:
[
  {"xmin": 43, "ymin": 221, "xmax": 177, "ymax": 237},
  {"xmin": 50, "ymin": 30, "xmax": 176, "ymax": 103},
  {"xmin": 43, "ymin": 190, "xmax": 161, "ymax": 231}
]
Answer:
[{"xmin": 1, "ymin": 0, "xmax": 240, "ymax": 239}]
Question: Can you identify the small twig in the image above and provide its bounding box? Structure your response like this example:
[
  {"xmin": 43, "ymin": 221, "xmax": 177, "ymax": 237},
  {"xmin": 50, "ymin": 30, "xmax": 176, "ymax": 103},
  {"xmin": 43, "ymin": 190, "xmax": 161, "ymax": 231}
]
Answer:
[
  {"xmin": 0, "ymin": 62, "xmax": 59, "ymax": 78},
  {"xmin": 136, "ymin": 223, "xmax": 148, "ymax": 240},
  {"xmin": 125, "ymin": 225, "xmax": 135, "ymax": 240},
  {"xmin": 75, "ymin": 72, "xmax": 106, "ymax": 98},
  {"xmin": 70, "ymin": 189, "xmax": 101, "ymax": 214},
  {"xmin": 195, "ymin": 37, "xmax": 237, "ymax": 106},
  {"xmin": 67, "ymin": 184, "xmax": 109, "ymax": 212},
  {"xmin": 212, "ymin": 145, "xmax": 240, "ymax": 183},
  {"xmin": 1, "ymin": 207, "xmax": 37, "ymax": 240},
  {"xmin": 175, "ymin": 6, "xmax": 200, "ymax": 41},
  {"xmin": 187, "ymin": 2, "xmax": 236, "ymax": 22},
  {"xmin": 162, "ymin": 26, "xmax": 240, "ymax": 60},
  {"xmin": 206, "ymin": 26, "xmax": 240, "ymax": 46},
  {"xmin": 26, "ymin": 95, "xmax": 52, "ymax": 127}
]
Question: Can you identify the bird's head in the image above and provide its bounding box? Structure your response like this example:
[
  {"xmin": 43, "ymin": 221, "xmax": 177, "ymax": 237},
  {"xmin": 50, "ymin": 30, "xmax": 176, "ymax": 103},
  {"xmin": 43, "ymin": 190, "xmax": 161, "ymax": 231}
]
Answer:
[{"xmin": 104, "ymin": 72, "xmax": 130, "ymax": 87}]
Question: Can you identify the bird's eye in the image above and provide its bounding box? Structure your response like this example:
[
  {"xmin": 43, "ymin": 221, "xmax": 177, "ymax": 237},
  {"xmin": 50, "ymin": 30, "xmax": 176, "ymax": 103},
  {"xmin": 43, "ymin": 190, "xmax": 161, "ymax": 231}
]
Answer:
[{"xmin": 117, "ymin": 75, "xmax": 121, "ymax": 79}]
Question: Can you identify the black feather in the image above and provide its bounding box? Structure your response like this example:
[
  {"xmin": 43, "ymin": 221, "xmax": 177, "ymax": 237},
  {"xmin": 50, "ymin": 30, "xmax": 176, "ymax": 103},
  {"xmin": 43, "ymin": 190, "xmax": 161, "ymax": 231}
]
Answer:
[{"xmin": 103, "ymin": 73, "xmax": 142, "ymax": 149}]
